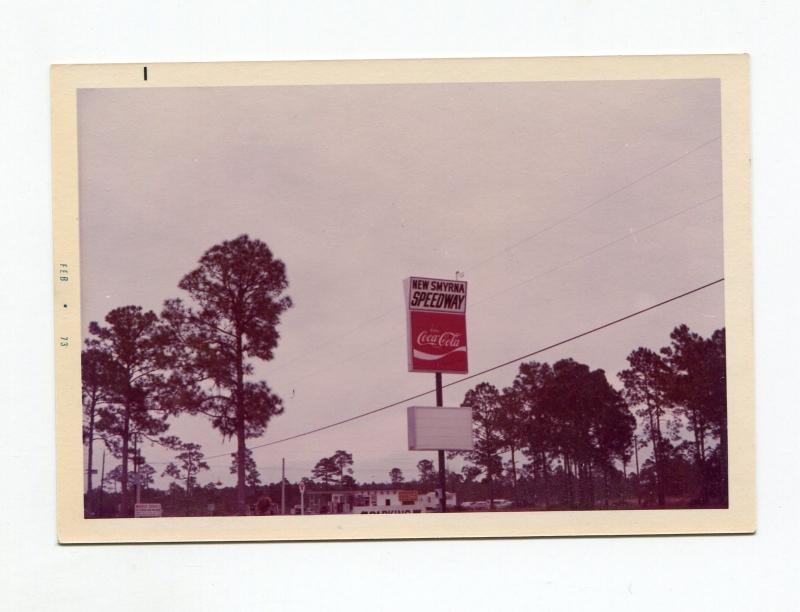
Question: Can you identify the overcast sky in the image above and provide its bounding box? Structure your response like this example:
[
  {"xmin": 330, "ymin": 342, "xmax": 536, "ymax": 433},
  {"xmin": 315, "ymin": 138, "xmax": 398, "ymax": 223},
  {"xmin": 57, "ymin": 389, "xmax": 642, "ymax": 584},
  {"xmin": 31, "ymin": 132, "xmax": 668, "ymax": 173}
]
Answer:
[{"xmin": 78, "ymin": 78, "xmax": 723, "ymax": 488}]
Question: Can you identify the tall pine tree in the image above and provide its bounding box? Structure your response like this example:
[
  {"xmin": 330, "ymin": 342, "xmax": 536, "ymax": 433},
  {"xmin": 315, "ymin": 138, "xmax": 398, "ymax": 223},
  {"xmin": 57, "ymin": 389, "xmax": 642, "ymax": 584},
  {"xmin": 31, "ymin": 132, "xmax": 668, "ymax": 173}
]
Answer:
[
  {"xmin": 162, "ymin": 235, "xmax": 292, "ymax": 514},
  {"xmin": 86, "ymin": 306, "xmax": 170, "ymax": 516}
]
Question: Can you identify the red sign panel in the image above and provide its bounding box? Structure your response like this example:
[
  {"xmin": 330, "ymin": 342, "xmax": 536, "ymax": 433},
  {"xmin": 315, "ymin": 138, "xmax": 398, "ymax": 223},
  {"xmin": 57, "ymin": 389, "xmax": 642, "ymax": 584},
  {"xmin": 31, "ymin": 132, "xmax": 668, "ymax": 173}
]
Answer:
[
  {"xmin": 398, "ymin": 490, "xmax": 419, "ymax": 503},
  {"xmin": 405, "ymin": 277, "xmax": 468, "ymax": 374}
]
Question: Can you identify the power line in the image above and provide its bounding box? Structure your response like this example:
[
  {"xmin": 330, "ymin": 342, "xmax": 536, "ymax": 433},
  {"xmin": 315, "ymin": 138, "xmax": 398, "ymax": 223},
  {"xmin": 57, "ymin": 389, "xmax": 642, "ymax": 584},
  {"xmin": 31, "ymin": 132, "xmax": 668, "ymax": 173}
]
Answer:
[
  {"xmin": 206, "ymin": 277, "xmax": 723, "ymax": 459},
  {"xmin": 464, "ymin": 134, "xmax": 720, "ymax": 273},
  {"xmin": 468, "ymin": 193, "xmax": 722, "ymax": 308},
  {"xmin": 280, "ymin": 192, "xmax": 720, "ymax": 389},
  {"xmin": 267, "ymin": 135, "xmax": 719, "ymax": 377}
]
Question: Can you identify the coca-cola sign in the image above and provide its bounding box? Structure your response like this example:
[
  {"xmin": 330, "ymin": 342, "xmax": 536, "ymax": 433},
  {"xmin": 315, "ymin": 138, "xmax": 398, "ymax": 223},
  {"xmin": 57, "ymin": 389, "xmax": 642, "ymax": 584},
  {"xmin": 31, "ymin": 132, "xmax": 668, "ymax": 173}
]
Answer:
[
  {"xmin": 416, "ymin": 330, "xmax": 462, "ymax": 347},
  {"xmin": 404, "ymin": 277, "xmax": 468, "ymax": 373}
]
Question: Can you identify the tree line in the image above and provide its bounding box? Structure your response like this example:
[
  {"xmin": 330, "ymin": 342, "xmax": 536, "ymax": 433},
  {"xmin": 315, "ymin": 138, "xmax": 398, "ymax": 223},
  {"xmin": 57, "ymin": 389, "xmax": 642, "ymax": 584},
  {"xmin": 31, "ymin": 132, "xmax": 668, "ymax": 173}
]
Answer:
[
  {"xmin": 449, "ymin": 325, "xmax": 727, "ymax": 510},
  {"xmin": 295, "ymin": 327, "xmax": 726, "ymax": 512},
  {"xmin": 82, "ymin": 235, "xmax": 292, "ymax": 517},
  {"xmin": 83, "ymin": 234, "xmax": 727, "ymax": 516}
]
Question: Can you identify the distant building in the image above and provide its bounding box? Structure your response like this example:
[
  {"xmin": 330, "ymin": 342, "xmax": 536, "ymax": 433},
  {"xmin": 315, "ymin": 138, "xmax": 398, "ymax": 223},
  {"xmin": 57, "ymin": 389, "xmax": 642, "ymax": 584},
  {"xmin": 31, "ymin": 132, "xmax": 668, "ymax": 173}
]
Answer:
[
  {"xmin": 305, "ymin": 488, "xmax": 457, "ymax": 514},
  {"xmin": 418, "ymin": 489, "xmax": 458, "ymax": 510}
]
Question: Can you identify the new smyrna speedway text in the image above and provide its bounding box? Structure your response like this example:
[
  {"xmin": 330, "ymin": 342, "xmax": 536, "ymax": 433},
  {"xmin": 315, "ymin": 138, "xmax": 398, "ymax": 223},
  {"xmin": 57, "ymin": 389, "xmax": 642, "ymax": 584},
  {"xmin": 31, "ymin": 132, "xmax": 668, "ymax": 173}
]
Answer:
[{"xmin": 408, "ymin": 278, "xmax": 466, "ymax": 312}]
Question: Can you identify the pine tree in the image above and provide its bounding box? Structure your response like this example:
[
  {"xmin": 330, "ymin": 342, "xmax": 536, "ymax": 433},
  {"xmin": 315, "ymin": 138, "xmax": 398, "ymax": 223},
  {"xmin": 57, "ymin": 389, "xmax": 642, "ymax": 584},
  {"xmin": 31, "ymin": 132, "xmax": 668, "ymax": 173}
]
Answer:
[
  {"xmin": 86, "ymin": 306, "xmax": 170, "ymax": 516},
  {"xmin": 162, "ymin": 235, "xmax": 292, "ymax": 514}
]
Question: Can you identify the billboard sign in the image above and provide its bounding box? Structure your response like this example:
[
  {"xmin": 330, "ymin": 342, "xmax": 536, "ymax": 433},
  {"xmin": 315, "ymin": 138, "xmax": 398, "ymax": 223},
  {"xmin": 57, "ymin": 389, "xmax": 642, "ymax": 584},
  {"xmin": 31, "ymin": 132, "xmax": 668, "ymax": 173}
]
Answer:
[
  {"xmin": 404, "ymin": 276, "xmax": 468, "ymax": 373},
  {"xmin": 407, "ymin": 406, "xmax": 474, "ymax": 451}
]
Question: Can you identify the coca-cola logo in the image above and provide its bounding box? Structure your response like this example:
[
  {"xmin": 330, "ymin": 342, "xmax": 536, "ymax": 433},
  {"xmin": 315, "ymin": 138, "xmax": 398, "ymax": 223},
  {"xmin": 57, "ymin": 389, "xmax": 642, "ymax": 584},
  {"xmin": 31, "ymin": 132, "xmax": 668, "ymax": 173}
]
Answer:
[{"xmin": 416, "ymin": 330, "xmax": 463, "ymax": 348}]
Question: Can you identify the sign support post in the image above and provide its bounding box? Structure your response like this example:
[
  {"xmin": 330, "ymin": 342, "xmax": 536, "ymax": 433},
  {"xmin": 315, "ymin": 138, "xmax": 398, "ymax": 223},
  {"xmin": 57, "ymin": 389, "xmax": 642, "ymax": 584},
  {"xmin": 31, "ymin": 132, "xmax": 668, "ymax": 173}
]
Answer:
[
  {"xmin": 404, "ymin": 276, "xmax": 472, "ymax": 514},
  {"xmin": 436, "ymin": 371, "xmax": 446, "ymax": 513},
  {"xmin": 299, "ymin": 480, "xmax": 306, "ymax": 515}
]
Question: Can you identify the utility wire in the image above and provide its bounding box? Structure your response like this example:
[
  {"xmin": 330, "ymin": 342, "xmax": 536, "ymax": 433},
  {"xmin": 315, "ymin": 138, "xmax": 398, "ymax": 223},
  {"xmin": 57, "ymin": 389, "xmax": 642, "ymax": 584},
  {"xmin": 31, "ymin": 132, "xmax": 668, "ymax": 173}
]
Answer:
[
  {"xmin": 469, "ymin": 193, "xmax": 722, "ymax": 306},
  {"xmin": 464, "ymin": 135, "xmax": 720, "ymax": 273},
  {"xmin": 280, "ymin": 192, "xmax": 720, "ymax": 389},
  {"xmin": 267, "ymin": 135, "xmax": 719, "ymax": 376},
  {"xmin": 205, "ymin": 277, "xmax": 724, "ymax": 459}
]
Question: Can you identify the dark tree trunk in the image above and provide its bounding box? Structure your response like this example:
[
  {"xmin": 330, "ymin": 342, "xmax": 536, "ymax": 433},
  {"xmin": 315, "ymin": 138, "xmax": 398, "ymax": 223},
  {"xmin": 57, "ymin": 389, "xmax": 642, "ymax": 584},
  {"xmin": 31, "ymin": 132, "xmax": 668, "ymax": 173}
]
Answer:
[
  {"xmin": 132, "ymin": 436, "xmax": 139, "ymax": 506},
  {"xmin": 648, "ymin": 408, "xmax": 665, "ymax": 507},
  {"xmin": 235, "ymin": 330, "xmax": 247, "ymax": 515},
  {"xmin": 570, "ymin": 456, "xmax": 576, "ymax": 509},
  {"xmin": 655, "ymin": 411, "xmax": 666, "ymax": 506},
  {"xmin": 120, "ymin": 402, "xmax": 130, "ymax": 517},
  {"xmin": 564, "ymin": 454, "xmax": 575, "ymax": 509},
  {"xmin": 542, "ymin": 452, "xmax": 550, "ymax": 509},
  {"xmin": 720, "ymin": 415, "xmax": 729, "ymax": 505},
  {"xmin": 583, "ymin": 462, "xmax": 591, "ymax": 509},
  {"xmin": 86, "ymin": 395, "xmax": 96, "ymax": 502},
  {"xmin": 621, "ymin": 458, "xmax": 627, "ymax": 503},
  {"xmin": 634, "ymin": 436, "xmax": 642, "ymax": 507},
  {"xmin": 698, "ymin": 417, "xmax": 708, "ymax": 503},
  {"xmin": 692, "ymin": 411, "xmax": 707, "ymax": 503},
  {"xmin": 510, "ymin": 446, "xmax": 518, "ymax": 506},
  {"xmin": 98, "ymin": 450, "xmax": 106, "ymax": 517}
]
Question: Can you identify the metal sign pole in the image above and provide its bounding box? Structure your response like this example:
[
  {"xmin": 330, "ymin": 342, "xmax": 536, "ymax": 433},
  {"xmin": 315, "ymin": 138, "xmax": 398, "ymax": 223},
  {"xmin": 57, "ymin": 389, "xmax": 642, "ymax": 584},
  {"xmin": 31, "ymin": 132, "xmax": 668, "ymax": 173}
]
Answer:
[
  {"xmin": 436, "ymin": 371, "xmax": 446, "ymax": 513},
  {"xmin": 299, "ymin": 480, "xmax": 306, "ymax": 515}
]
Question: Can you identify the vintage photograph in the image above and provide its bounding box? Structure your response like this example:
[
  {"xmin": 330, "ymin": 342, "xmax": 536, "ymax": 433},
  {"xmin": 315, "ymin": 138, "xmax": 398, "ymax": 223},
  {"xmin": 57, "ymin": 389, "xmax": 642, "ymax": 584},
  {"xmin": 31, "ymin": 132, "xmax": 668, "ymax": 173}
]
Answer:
[{"xmin": 52, "ymin": 57, "xmax": 753, "ymax": 541}]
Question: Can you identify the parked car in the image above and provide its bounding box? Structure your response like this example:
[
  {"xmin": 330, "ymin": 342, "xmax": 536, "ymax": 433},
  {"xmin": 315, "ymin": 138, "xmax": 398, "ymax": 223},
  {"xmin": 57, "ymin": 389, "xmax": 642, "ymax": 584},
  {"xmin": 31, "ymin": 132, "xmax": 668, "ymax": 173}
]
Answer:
[{"xmin": 463, "ymin": 499, "xmax": 511, "ymax": 511}]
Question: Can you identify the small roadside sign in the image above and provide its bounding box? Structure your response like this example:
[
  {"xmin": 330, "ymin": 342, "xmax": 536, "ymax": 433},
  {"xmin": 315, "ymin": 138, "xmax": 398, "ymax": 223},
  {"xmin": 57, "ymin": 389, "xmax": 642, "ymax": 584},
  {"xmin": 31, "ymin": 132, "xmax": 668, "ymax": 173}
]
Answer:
[
  {"xmin": 398, "ymin": 490, "xmax": 419, "ymax": 503},
  {"xmin": 134, "ymin": 503, "xmax": 162, "ymax": 518},
  {"xmin": 298, "ymin": 481, "xmax": 306, "ymax": 493},
  {"xmin": 407, "ymin": 405, "xmax": 473, "ymax": 451}
]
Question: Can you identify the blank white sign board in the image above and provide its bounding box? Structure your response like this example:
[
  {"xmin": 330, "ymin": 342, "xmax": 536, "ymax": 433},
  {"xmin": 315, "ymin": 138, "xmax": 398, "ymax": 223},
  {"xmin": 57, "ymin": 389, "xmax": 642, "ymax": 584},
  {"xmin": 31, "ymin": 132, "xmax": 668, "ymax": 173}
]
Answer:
[{"xmin": 407, "ymin": 406, "xmax": 473, "ymax": 451}]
